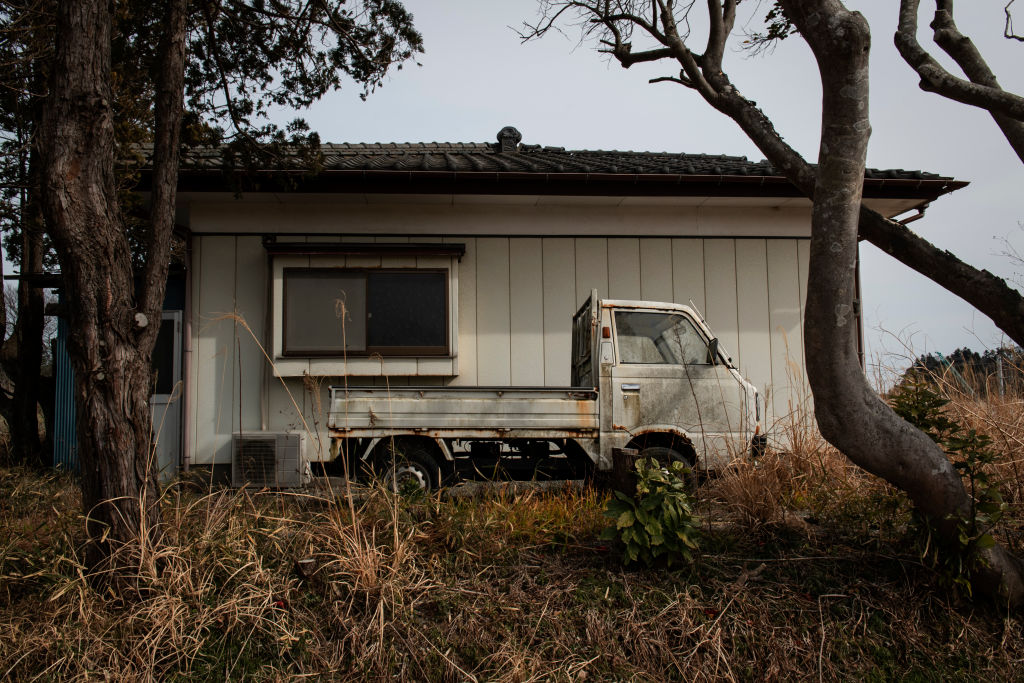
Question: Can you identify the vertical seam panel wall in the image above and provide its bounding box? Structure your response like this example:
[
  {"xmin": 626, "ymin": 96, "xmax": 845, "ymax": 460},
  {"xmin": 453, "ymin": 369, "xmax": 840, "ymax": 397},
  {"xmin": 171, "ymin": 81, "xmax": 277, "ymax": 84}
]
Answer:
[
  {"xmin": 541, "ymin": 239, "xmax": 547, "ymax": 384},
  {"xmin": 190, "ymin": 236, "xmax": 201, "ymax": 465},
  {"xmin": 232, "ymin": 236, "xmax": 240, "ymax": 442},
  {"xmin": 765, "ymin": 240, "xmax": 777, "ymax": 414},
  {"xmin": 575, "ymin": 239, "xmax": 580, "ymax": 306},
  {"xmin": 670, "ymin": 240, "xmax": 675, "ymax": 305},
  {"xmin": 509, "ymin": 239, "xmax": 516, "ymax": 378},
  {"xmin": 735, "ymin": 239, "xmax": 772, "ymax": 409},
  {"xmin": 474, "ymin": 237, "xmax": 480, "ymax": 385},
  {"xmin": 733, "ymin": 239, "xmax": 741, "ymax": 370}
]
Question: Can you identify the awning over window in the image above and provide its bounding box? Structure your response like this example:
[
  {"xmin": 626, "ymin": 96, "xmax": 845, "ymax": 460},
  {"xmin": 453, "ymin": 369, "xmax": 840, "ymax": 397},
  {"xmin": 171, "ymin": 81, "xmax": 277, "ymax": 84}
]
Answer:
[{"xmin": 262, "ymin": 239, "xmax": 465, "ymax": 260}]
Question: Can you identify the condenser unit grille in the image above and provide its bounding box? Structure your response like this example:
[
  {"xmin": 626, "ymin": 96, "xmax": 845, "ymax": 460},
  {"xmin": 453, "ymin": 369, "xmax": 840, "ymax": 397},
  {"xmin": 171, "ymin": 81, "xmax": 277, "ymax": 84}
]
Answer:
[{"xmin": 231, "ymin": 432, "xmax": 304, "ymax": 488}]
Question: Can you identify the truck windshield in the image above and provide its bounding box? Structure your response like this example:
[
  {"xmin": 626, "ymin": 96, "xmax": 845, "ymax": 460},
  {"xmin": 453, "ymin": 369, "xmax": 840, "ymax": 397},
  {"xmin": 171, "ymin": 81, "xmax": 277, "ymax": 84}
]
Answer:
[{"xmin": 615, "ymin": 311, "xmax": 711, "ymax": 365}]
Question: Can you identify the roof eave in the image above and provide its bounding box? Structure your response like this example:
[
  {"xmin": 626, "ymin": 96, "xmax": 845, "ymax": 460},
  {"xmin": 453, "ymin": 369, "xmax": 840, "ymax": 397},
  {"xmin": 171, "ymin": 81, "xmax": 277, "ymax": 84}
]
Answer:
[{"xmin": 167, "ymin": 168, "xmax": 966, "ymax": 202}]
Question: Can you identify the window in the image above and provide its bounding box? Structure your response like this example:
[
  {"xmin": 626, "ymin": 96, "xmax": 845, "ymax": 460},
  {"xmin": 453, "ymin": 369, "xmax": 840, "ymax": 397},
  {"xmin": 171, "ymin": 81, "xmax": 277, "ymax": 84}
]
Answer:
[
  {"xmin": 283, "ymin": 268, "xmax": 448, "ymax": 356},
  {"xmin": 615, "ymin": 311, "xmax": 710, "ymax": 365}
]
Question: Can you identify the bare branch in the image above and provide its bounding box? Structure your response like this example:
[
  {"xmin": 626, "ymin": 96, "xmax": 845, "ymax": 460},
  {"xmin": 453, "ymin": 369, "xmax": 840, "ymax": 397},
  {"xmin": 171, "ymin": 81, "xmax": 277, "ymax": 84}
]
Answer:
[
  {"xmin": 517, "ymin": 2, "xmax": 577, "ymax": 42},
  {"xmin": 703, "ymin": 0, "xmax": 735, "ymax": 70},
  {"xmin": 649, "ymin": 73, "xmax": 693, "ymax": 87},
  {"xmin": 895, "ymin": 0, "xmax": 1024, "ymax": 121},
  {"xmin": 1007, "ymin": 0, "xmax": 1024, "ymax": 41},
  {"xmin": 929, "ymin": 0, "xmax": 1024, "ymax": 162},
  {"xmin": 601, "ymin": 43, "xmax": 674, "ymax": 67}
]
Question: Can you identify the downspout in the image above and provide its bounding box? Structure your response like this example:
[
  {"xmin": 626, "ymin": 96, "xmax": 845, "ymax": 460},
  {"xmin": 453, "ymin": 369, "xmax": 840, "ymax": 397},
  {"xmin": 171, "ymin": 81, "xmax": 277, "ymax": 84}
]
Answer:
[
  {"xmin": 181, "ymin": 230, "xmax": 193, "ymax": 472},
  {"xmin": 896, "ymin": 203, "xmax": 928, "ymax": 225},
  {"xmin": 855, "ymin": 247, "xmax": 864, "ymax": 369}
]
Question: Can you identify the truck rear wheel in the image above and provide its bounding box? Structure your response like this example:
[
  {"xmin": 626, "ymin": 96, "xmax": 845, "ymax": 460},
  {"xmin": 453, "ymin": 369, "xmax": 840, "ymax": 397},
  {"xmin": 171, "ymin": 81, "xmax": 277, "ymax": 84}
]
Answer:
[{"xmin": 373, "ymin": 441, "xmax": 442, "ymax": 493}]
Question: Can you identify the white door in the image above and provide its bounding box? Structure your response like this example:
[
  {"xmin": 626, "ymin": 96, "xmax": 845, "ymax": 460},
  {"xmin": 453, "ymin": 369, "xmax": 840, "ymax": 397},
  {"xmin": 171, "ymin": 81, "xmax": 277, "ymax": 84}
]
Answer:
[
  {"xmin": 609, "ymin": 309, "xmax": 747, "ymax": 465},
  {"xmin": 149, "ymin": 311, "xmax": 182, "ymax": 482}
]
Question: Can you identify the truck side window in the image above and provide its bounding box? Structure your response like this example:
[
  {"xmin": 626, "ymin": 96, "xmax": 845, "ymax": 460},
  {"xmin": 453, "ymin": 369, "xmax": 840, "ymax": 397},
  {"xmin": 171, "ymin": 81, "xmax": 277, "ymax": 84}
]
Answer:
[{"xmin": 615, "ymin": 311, "xmax": 710, "ymax": 365}]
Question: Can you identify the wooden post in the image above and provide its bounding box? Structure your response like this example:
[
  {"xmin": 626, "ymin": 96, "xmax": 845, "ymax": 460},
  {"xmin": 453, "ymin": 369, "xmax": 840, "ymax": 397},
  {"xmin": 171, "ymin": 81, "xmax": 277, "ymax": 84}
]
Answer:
[{"xmin": 607, "ymin": 447, "xmax": 640, "ymax": 496}]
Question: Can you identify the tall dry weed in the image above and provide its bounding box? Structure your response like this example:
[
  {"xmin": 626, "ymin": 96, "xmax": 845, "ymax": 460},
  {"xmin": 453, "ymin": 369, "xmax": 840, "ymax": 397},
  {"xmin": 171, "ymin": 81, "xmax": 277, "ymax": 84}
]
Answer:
[
  {"xmin": 3, "ymin": 466, "xmax": 1023, "ymax": 680},
  {"xmin": 0, "ymin": 469, "xmax": 435, "ymax": 679},
  {"xmin": 707, "ymin": 381, "xmax": 892, "ymax": 534}
]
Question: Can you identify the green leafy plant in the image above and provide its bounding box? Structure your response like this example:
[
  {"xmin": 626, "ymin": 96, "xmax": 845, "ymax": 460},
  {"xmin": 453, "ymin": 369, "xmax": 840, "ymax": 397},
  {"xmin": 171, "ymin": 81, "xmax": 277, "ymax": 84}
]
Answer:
[
  {"xmin": 890, "ymin": 377, "xmax": 1007, "ymax": 595},
  {"xmin": 601, "ymin": 458, "xmax": 699, "ymax": 567}
]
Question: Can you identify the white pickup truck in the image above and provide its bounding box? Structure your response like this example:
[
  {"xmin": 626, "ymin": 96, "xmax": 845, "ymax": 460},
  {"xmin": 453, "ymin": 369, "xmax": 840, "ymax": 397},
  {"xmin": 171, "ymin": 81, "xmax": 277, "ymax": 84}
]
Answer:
[{"xmin": 328, "ymin": 291, "xmax": 765, "ymax": 489}]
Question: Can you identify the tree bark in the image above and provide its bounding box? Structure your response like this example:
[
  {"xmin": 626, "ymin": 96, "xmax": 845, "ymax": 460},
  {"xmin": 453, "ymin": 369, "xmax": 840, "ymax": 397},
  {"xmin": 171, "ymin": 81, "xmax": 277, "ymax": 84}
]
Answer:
[
  {"xmin": 782, "ymin": 0, "xmax": 1024, "ymax": 606},
  {"xmin": 144, "ymin": 0, "xmax": 187, "ymax": 317},
  {"xmin": 37, "ymin": 0, "xmax": 166, "ymax": 572}
]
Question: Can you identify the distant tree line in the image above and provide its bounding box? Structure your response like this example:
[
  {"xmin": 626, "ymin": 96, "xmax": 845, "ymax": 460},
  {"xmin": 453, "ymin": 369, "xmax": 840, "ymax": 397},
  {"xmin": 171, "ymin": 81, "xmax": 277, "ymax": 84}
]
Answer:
[{"xmin": 904, "ymin": 346, "xmax": 1024, "ymax": 398}]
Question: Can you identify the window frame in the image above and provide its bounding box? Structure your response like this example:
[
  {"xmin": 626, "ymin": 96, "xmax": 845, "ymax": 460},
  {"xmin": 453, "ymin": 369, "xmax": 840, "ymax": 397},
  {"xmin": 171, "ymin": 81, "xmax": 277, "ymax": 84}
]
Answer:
[
  {"xmin": 612, "ymin": 309, "xmax": 713, "ymax": 366},
  {"xmin": 281, "ymin": 266, "xmax": 451, "ymax": 358}
]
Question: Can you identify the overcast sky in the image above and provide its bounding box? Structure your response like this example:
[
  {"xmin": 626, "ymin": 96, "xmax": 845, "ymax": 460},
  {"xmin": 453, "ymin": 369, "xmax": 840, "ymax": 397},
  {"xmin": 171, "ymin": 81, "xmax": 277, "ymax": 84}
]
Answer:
[{"xmin": 295, "ymin": 2, "xmax": 1024, "ymax": 375}]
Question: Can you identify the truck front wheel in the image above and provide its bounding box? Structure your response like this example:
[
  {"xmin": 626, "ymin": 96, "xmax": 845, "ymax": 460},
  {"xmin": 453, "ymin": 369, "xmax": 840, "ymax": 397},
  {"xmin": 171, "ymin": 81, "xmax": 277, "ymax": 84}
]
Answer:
[{"xmin": 640, "ymin": 446, "xmax": 694, "ymax": 479}]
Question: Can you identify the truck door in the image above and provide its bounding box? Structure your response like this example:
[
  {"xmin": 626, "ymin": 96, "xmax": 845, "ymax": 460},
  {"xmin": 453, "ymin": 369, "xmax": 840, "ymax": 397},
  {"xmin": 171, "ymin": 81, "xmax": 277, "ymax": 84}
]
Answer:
[{"xmin": 609, "ymin": 309, "xmax": 747, "ymax": 467}]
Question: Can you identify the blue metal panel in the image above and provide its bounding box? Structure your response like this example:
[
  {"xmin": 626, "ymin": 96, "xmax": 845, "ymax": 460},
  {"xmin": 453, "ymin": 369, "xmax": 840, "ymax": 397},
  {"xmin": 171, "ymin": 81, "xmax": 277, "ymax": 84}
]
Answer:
[
  {"xmin": 51, "ymin": 271, "xmax": 187, "ymax": 473},
  {"xmin": 52, "ymin": 317, "xmax": 77, "ymax": 472}
]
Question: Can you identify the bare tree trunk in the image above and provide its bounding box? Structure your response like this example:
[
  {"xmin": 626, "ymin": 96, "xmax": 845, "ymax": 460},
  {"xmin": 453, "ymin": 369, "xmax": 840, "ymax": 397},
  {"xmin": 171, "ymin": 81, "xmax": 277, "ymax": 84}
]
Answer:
[
  {"xmin": 143, "ymin": 0, "xmax": 187, "ymax": 317},
  {"xmin": 36, "ymin": 0, "xmax": 165, "ymax": 571},
  {"xmin": 783, "ymin": 0, "xmax": 1024, "ymax": 606}
]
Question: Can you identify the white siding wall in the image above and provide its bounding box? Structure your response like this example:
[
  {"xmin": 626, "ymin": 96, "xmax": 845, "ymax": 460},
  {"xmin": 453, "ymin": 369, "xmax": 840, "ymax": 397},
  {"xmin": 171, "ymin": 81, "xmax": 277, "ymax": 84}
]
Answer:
[{"xmin": 187, "ymin": 200, "xmax": 813, "ymax": 464}]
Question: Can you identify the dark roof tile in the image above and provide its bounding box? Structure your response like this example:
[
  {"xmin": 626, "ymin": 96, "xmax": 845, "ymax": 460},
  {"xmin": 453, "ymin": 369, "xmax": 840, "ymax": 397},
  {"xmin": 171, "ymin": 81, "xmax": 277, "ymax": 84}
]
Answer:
[
  {"xmin": 166, "ymin": 128, "xmax": 964, "ymax": 203},
  {"xmin": 179, "ymin": 134, "xmax": 951, "ymax": 182}
]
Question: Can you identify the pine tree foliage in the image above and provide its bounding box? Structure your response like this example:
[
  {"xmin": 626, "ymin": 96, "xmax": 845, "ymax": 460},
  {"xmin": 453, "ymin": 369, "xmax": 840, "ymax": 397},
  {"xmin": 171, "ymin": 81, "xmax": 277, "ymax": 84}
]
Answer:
[{"xmin": 21, "ymin": 0, "xmax": 421, "ymax": 568}]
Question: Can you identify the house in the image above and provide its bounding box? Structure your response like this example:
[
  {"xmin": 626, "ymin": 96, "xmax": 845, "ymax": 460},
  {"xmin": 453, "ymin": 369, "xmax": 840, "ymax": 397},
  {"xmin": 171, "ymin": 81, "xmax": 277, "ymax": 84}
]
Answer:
[{"xmin": 54, "ymin": 127, "xmax": 965, "ymax": 478}]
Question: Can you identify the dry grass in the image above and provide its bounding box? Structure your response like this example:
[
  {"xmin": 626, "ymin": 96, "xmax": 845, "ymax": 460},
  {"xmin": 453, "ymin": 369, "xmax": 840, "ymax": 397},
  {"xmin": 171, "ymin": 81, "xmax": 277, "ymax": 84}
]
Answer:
[
  {"xmin": 3, "ymin": 357, "xmax": 1024, "ymax": 680},
  {"xmin": 912, "ymin": 362, "xmax": 1024, "ymax": 559},
  {"xmin": 706, "ymin": 399, "xmax": 902, "ymax": 540},
  {"xmin": 2, "ymin": 456, "xmax": 1022, "ymax": 681}
]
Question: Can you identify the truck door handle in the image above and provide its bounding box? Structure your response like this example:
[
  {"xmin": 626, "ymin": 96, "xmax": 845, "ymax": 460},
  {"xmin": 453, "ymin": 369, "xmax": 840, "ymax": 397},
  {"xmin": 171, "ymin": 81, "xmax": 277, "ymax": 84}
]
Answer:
[{"xmin": 621, "ymin": 383, "xmax": 640, "ymax": 391}]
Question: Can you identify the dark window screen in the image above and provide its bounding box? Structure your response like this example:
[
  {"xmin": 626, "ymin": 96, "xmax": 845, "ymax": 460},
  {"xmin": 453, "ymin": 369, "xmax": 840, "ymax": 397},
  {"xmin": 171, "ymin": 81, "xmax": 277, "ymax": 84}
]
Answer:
[
  {"xmin": 282, "ymin": 268, "xmax": 448, "ymax": 356},
  {"xmin": 284, "ymin": 270, "xmax": 366, "ymax": 354},
  {"xmin": 367, "ymin": 271, "xmax": 446, "ymax": 350},
  {"xmin": 151, "ymin": 317, "xmax": 176, "ymax": 394}
]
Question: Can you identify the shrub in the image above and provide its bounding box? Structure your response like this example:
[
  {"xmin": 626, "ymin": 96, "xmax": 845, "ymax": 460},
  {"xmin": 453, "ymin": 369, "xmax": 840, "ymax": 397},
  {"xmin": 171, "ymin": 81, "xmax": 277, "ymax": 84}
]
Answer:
[
  {"xmin": 890, "ymin": 377, "xmax": 1006, "ymax": 595},
  {"xmin": 600, "ymin": 458, "xmax": 699, "ymax": 567}
]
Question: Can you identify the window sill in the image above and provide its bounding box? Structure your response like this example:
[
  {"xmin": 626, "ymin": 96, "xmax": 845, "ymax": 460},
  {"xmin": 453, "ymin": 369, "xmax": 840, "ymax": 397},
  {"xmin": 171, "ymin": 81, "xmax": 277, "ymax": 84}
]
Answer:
[{"xmin": 272, "ymin": 355, "xmax": 458, "ymax": 378}]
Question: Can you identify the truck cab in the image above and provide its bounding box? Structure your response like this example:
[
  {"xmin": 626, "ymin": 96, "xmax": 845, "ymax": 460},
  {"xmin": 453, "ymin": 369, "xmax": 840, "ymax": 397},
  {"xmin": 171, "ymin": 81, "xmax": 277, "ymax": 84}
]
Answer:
[{"xmin": 574, "ymin": 291, "xmax": 763, "ymax": 471}]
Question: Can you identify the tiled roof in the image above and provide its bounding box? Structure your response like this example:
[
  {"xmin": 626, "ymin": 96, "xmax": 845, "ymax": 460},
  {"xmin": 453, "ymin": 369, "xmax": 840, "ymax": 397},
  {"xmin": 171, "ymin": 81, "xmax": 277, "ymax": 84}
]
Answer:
[
  {"xmin": 310, "ymin": 141, "xmax": 944, "ymax": 181},
  {"xmin": 170, "ymin": 127, "xmax": 965, "ymax": 200},
  {"xmin": 176, "ymin": 127, "xmax": 949, "ymax": 181}
]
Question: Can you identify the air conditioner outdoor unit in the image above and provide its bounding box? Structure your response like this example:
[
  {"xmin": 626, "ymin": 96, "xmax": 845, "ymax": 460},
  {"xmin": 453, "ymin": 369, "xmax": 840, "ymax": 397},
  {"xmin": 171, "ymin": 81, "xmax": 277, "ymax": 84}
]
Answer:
[{"xmin": 231, "ymin": 432, "xmax": 306, "ymax": 488}]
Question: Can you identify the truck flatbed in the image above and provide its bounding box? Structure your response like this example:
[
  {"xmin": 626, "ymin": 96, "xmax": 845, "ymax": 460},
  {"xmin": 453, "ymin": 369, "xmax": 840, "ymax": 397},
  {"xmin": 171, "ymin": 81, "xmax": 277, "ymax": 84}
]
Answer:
[{"xmin": 329, "ymin": 386, "xmax": 599, "ymax": 438}]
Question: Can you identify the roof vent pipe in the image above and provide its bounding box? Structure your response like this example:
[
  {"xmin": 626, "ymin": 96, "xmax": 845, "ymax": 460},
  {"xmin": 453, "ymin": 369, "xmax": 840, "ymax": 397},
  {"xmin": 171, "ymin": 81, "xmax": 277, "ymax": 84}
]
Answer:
[{"xmin": 496, "ymin": 126, "xmax": 522, "ymax": 153}]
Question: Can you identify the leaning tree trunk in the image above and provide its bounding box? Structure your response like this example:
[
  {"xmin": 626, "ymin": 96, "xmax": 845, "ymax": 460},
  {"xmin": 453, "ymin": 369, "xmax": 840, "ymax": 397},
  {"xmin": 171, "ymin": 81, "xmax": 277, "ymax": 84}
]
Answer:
[
  {"xmin": 36, "ymin": 0, "xmax": 165, "ymax": 572},
  {"xmin": 782, "ymin": 0, "xmax": 1024, "ymax": 605}
]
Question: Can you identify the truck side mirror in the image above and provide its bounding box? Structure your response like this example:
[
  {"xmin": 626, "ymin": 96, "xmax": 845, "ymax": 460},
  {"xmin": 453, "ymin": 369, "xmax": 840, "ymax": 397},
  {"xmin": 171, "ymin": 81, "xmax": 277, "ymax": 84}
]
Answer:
[{"xmin": 708, "ymin": 337, "xmax": 719, "ymax": 365}]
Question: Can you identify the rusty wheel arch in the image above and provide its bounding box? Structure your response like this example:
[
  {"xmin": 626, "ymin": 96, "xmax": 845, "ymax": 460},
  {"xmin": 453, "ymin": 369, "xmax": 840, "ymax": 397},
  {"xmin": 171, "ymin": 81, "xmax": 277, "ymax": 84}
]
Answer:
[
  {"xmin": 625, "ymin": 430, "xmax": 697, "ymax": 466},
  {"xmin": 369, "ymin": 435, "xmax": 449, "ymax": 463}
]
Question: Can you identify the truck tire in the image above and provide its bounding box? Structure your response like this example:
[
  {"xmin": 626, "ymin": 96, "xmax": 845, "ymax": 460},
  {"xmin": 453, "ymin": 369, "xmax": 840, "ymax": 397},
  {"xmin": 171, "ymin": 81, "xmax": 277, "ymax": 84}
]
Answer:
[
  {"xmin": 376, "ymin": 442, "xmax": 442, "ymax": 493},
  {"xmin": 640, "ymin": 446, "xmax": 694, "ymax": 482}
]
